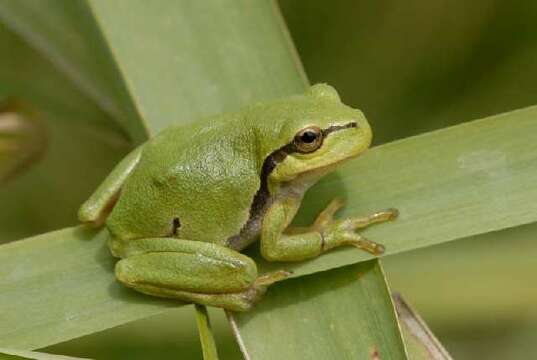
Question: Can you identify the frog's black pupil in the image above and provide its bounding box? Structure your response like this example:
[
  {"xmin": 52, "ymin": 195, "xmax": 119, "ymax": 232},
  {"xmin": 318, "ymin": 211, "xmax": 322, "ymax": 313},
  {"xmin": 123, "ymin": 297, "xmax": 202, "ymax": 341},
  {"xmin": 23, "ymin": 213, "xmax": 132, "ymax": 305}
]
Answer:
[{"xmin": 300, "ymin": 131, "xmax": 317, "ymax": 143}]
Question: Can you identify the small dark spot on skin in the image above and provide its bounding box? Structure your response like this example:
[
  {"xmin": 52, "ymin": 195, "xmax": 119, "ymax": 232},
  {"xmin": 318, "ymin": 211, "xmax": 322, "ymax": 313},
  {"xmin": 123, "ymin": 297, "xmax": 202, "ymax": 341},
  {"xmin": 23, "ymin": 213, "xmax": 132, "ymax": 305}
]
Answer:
[{"xmin": 172, "ymin": 217, "xmax": 180, "ymax": 236}]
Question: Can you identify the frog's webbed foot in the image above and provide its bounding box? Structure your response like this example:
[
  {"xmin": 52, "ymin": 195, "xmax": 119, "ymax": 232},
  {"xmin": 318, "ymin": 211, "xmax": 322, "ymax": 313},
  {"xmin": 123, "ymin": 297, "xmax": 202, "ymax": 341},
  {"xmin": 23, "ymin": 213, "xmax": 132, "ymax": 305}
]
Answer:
[{"xmin": 314, "ymin": 198, "xmax": 398, "ymax": 256}]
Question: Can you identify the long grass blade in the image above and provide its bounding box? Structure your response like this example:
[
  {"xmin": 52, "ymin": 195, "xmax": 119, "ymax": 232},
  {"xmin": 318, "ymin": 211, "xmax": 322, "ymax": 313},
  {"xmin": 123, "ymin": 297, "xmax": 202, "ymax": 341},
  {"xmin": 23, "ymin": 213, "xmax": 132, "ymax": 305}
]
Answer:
[
  {"xmin": 86, "ymin": 0, "xmax": 306, "ymax": 135},
  {"xmin": 0, "ymin": 227, "xmax": 178, "ymax": 349},
  {"xmin": 194, "ymin": 305, "xmax": 220, "ymax": 360},
  {"xmin": 254, "ymin": 106, "xmax": 537, "ymax": 277},
  {"xmin": 1, "ymin": 0, "xmax": 533, "ymax": 353},
  {"xmin": 0, "ymin": 106, "xmax": 534, "ymax": 348},
  {"xmin": 0, "ymin": 21, "xmax": 129, "ymax": 242},
  {"xmin": 229, "ymin": 261, "xmax": 408, "ymax": 360},
  {"xmin": 0, "ymin": 348, "xmax": 88, "ymax": 360},
  {"xmin": 384, "ymin": 221, "xmax": 537, "ymax": 327},
  {"xmin": 0, "ymin": 0, "xmax": 146, "ymax": 142}
]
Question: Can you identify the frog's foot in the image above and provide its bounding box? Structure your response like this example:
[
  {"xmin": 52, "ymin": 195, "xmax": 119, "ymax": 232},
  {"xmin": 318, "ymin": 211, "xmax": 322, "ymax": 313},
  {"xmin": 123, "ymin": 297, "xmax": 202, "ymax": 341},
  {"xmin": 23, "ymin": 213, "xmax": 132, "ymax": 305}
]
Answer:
[
  {"xmin": 120, "ymin": 269, "xmax": 291, "ymax": 312},
  {"xmin": 114, "ymin": 238, "xmax": 290, "ymax": 312},
  {"xmin": 315, "ymin": 199, "xmax": 398, "ymax": 256},
  {"xmin": 130, "ymin": 278, "xmax": 268, "ymax": 312}
]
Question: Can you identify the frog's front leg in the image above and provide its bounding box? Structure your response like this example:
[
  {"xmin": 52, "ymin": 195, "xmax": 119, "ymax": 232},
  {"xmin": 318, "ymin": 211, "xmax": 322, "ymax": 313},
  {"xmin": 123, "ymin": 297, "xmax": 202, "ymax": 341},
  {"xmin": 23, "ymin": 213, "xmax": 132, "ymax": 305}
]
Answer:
[
  {"xmin": 114, "ymin": 238, "xmax": 289, "ymax": 311},
  {"xmin": 260, "ymin": 196, "xmax": 398, "ymax": 262},
  {"xmin": 78, "ymin": 146, "xmax": 143, "ymax": 226}
]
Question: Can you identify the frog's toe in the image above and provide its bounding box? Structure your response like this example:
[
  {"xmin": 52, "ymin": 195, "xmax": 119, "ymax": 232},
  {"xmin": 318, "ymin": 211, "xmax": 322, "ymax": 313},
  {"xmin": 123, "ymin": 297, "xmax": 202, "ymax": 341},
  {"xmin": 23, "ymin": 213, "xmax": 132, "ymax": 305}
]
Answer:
[
  {"xmin": 344, "ymin": 208, "xmax": 399, "ymax": 230},
  {"xmin": 350, "ymin": 237, "xmax": 386, "ymax": 255},
  {"xmin": 329, "ymin": 197, "xmax": 346, "ymax": 211},
  {"xmin": 383, "ymin": 208, "xmax": 399, "ymax": 221},
  {"xmin": 313, "ymin": 198, "xmax": 347, "ymax": 230},
  {"xmin": 364, "ymin": 208, "xmax": 399, "ymax": 224}
]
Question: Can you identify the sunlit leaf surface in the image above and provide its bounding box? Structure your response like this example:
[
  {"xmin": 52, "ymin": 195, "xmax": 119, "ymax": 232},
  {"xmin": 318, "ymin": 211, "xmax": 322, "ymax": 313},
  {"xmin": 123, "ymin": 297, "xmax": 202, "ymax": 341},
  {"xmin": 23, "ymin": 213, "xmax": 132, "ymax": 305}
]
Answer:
[
  {"xmin": 0, "ymin": 106, "xmax": 534, "ymax": 349},
  {"xmin": 230, "ymin": 261, "xmax": 407, "ymax": 360}
]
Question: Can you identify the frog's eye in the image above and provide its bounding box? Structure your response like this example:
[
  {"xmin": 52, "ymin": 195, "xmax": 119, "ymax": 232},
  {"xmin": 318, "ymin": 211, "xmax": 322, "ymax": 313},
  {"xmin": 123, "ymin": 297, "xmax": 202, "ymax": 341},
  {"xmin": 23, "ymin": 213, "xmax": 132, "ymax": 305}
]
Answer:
[{"xmin": 294, "ymin": 126, "xmax": 323, "ymax": 153}]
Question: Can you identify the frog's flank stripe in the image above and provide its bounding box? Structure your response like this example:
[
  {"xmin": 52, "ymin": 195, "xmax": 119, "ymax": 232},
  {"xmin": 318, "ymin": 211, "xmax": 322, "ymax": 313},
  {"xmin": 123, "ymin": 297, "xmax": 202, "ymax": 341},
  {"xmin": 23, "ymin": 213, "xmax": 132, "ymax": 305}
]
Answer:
[{"xmin": 226, "ymin": 122, "xmax": 357, "ymax": 250}]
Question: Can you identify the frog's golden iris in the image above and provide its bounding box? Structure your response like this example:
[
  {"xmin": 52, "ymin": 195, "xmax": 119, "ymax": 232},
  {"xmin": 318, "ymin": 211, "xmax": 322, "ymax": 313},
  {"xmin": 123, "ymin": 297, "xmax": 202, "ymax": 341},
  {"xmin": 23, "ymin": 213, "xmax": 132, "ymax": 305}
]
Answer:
[{"xmin": 294, "ymin": 126, "xmax": 323, "ymax": 153}]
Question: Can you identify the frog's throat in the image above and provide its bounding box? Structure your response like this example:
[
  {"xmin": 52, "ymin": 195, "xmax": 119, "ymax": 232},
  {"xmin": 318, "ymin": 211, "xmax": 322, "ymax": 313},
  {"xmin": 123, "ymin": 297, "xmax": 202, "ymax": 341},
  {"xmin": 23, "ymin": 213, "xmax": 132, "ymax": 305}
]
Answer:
[{"xmin": 226, "ymin": 121, "xmax": 357, "ymax": 251}]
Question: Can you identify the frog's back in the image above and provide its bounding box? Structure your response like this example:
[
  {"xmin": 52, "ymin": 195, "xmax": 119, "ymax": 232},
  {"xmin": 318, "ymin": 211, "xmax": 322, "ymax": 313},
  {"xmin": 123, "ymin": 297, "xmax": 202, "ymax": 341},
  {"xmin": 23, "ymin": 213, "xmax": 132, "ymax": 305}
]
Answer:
[{"xmin": 107, "ymin": 114, "xmax": 261, "ymax": 247}]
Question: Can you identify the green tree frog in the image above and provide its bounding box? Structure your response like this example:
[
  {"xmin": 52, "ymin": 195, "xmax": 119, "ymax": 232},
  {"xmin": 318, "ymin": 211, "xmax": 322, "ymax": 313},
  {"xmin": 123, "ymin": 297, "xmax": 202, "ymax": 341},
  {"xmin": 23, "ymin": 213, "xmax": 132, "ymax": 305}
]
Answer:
[{"xmin": 79, "ymin": 84, "xmax": 397, "ymax": 311}]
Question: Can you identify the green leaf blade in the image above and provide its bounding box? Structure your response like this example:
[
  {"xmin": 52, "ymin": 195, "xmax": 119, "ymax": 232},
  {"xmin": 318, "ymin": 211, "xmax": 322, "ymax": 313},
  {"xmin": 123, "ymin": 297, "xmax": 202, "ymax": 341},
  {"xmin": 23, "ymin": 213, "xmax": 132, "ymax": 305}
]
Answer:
[
  {"xmin": 1, "ymin": 0, "xmax": 531, "ymax": 353},
  {"xmin": 0, "ymin": 227, "xmax": 177, "ymax": 349},
  {"xmin": 229, "ymin": 261, "xmax": 408, "ymax": 360},
  {"xmin": 1, "ymin": 0, "xmax": 311, "ymax": 349},
  {"xmin": 0, "ymin": 13, "xmax": 130, "ymax": 241},
  {"xmin": 0, "ymin": 348, "xmax": 88, "ymax": 360},
  {"xmin": 194, "ymin": 305, "xmax": 220, "ymax": 360},
  {"xmin": 0, "ymin": 0, "xmax": 147, "ymax": 142},
  {"xmin": 86, "ymin": 0, "xmax": 306, "ymax": 134},
  {"xmin": 255, "ymin": 107, "xmax": 537, "ymax": 277},
  {"xmin": 0, "ymin": 105, "xmax": 535, "ymax": 348}
]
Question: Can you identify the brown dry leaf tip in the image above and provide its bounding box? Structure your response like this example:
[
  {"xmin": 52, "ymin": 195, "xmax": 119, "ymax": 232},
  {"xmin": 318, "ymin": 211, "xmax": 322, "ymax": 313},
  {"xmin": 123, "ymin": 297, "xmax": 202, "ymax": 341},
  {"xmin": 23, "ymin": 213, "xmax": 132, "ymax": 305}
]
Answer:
[
  {"xmin": 392, "ymin": 293, "xmax": 453, "ymax": 359},
  {"xmin": 0, "ymin": 100, "xmax": 47, "ymax": 182},
  {"xmin": 369, "ymin": 346, "xmax": 381, "ymax": 360}
]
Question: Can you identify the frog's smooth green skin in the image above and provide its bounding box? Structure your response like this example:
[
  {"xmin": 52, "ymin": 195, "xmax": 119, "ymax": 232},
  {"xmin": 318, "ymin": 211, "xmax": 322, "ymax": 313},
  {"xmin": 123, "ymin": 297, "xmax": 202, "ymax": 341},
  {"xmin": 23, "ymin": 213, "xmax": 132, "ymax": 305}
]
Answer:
[{"xmin": 79, "ymin": 84, "xmax": 397, "ymax": 311}]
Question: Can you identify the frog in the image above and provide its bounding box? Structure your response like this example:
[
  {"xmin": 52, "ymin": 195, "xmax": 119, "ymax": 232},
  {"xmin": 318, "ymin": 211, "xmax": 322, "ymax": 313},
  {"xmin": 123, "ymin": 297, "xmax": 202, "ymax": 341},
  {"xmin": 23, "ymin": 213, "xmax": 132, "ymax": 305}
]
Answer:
[{"xmin": 78, "ymin": 84, "xmax": 397, "ymax": 312}]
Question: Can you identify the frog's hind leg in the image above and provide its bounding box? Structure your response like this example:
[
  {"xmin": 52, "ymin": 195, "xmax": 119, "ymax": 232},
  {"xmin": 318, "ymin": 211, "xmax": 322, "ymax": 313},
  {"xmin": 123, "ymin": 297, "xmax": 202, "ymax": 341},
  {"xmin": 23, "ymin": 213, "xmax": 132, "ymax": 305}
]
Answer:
[{"xmin": 115, "ymin": 238, "xmax": 289, "ymax": 311}]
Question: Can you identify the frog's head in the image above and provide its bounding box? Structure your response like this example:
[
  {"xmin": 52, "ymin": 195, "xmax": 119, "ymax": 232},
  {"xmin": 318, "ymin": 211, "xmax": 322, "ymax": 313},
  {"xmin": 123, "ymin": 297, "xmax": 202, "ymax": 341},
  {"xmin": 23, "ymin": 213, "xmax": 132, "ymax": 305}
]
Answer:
[{"xmin": 261, "ymin": 83, "xmax": 372, "ymax": 183}]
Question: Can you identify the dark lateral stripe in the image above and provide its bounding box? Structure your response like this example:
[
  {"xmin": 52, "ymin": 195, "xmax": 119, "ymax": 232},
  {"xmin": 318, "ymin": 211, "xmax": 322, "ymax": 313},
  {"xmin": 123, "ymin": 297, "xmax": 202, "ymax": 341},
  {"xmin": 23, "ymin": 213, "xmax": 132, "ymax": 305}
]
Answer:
[
  {"xmin": 323, "ymin": 121, "xmax": 357, "ymax": 136},
  {"xmin": 226, "ymin": 121, "xmax": 357, "ymax": 249}
]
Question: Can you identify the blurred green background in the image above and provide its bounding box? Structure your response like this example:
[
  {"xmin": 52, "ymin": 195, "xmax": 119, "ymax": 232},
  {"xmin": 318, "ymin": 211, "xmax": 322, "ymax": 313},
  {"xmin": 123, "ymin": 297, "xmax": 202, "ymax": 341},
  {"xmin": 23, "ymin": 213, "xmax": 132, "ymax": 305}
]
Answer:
[{"xmin": 1, "ymin": 0, "xmax": 536, "ymax": 358}]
